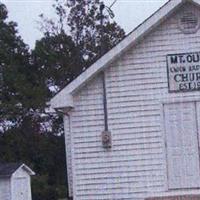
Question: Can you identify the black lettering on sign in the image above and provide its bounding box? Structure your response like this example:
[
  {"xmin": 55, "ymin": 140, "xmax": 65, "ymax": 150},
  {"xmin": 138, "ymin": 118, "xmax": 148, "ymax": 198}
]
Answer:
[
  {"xmin": 193, "ymin": 53, "xmax": 200, "ymax": 62},
  {"xmin": 187, "ymin": 55, "xmax": 193, "ymax": 63},
  {"xmin": 179, "ymin": 55, "xmax": 185, "ymax": 63},
  {"xmin": 170, "ymin": 56, "xmax": 178, "ymax": 64},
  {"xmin": 167, "ymin": 52, "xmax": 200, "ymax": 92}
]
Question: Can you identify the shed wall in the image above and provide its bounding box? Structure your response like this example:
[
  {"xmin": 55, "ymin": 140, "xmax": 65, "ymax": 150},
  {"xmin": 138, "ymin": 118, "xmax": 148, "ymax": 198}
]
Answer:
[
  {"xmin": 67, "ymin": 3, "xmax": 200, "ymax": 200},
  {"xmin": 11, "ymin": 168, "xmax": 32, "ymax": 200},
  {"xmin": 0, "ymin": 178, "xmax": 11, "ymax": 200}
]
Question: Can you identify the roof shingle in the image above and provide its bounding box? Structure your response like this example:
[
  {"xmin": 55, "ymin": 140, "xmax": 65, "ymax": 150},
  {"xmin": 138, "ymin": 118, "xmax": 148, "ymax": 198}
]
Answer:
[{"xmin": 0, "ymin": 163, "xmax": 22, "ymax": 177}]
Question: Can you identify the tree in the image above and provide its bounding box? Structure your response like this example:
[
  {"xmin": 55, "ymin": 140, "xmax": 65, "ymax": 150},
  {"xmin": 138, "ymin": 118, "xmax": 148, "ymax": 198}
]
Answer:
[
  {"xmin": 0, "ymin": 117, "xmax": 67, "ymax": 200},
  {"xmin": 38, "ymin": 0, "xmax": 125, "ymax": 91},
  {"xmin": 33, "ymin": 33, "xmax": 81, "ymax": 94},
  {"xmin": 0, "ymin": 3, "xmax": 47, "ymax": 131},
  {"xmin": 66, "ymin": 0, "xmax": 125, "ymax": 65},
  {"xmin": 0, "ymin": 3, "xmax": 67, "ymax": 200}
]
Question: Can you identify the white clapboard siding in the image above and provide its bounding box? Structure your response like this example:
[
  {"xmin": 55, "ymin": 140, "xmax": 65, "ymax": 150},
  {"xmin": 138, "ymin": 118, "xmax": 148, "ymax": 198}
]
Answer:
[
  {"xmin": 65, "ymin": 3, "xmax": 200, "ymax": 200},
  {"xmin": 11, "ymin": 167, "xmax": 33, "ymax": 200}
]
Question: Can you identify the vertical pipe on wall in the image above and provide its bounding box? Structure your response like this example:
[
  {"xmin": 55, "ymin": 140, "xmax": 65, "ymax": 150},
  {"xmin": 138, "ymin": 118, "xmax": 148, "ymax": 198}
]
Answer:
[
  {"xmin": 100, "ymin": 3, "xmax": 109, "ymax": 132},
  {"xmin": 101, "ymin": 72, "xmax": 109, "ymax": 131},
  {"xmin": 63, "ymin": 113, "xmax": 73, "ymax": 200}
]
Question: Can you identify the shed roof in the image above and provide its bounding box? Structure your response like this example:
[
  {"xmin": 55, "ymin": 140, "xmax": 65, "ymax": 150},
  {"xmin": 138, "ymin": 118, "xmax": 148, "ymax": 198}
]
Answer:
[
  {"xmin": 0, "ymin": 163, "xmax": 35, "ymax": 178},
  {"xmin": 49, "ymin": 0, "xmax": 200, "ymax": 111}
]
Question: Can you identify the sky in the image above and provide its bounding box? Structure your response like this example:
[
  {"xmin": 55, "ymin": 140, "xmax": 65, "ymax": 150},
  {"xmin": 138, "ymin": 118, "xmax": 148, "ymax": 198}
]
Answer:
[{"xmin": 2, "ymin": 0, "xmax": 168, "ymax": 49}]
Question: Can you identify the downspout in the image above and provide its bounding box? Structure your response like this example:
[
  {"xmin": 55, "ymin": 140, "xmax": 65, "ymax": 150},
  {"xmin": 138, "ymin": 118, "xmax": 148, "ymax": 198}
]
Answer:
[
  {"xmin": 65, "ymin": 113, "xmax": 73, "ymax": 200},
  {"xmin": 100, "ymin": 3, "xmax": 111, "ymax": 148},
  {"xmin": 56, "ymin": 109, "xmax": 73, "ymax": 200},
  {"xmin": 100, "ymin": 3, "xmax": 109, "ymax": 132},
  {"xmin": 101, "ymin": 71, "xmax": 109, "ymax": 131}
]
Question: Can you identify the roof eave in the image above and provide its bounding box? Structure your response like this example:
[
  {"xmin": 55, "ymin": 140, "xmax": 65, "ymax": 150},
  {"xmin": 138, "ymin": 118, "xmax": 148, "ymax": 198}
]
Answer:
[
  {"xmin": 21, "ymin": 164, "xmax": 35, "ymax": 176},
  {"xmin": 50, "ymin": 94, "xmax": 74, "ymax": 111},
  {"xmin": 12, "ymin": 164, "xmax": 35, "ymax": 176}
]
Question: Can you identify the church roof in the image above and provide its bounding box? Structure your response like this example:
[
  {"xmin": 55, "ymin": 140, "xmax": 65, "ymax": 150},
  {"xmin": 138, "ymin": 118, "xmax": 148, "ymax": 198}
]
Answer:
[{"xmin": 49, "ymin": 0, "xmax": 200, "ymax": 111}]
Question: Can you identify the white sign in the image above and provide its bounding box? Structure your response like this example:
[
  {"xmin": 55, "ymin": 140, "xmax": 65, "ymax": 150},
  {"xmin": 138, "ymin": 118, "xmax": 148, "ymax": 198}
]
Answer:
[{"xmin": 167, "ymin": 52, "xmax": 200, "ymax": 92}]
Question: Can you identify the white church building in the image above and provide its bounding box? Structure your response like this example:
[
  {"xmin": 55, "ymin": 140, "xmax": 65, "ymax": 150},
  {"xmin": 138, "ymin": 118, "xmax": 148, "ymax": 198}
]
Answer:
[{"xmin": 50, "ymin": 0, "xmax": 200, "ymax": 199}]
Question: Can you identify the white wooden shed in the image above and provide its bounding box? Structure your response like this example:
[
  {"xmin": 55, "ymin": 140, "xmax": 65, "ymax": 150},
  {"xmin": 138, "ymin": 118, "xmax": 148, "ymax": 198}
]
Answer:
[
  {"xmin": 0, "ymin": 163, "xmax": 35, "ymax": 200},
  {"xmin": 50, "ymin": 0, "xmax": 200, "ymax": 199}
]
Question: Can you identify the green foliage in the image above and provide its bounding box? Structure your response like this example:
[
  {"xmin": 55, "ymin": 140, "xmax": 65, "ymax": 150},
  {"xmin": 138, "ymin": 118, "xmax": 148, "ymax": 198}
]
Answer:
[
  {"xmin": 40, "ymin": 0, "xmax": 125, "ymax": 76},
  {"xmin": 33, "ymin": 33, "xmax": 82, "ymax": 93},
  {"xmin": 66, "ymin": 0, "xmax": 125, "ymax": 65},
  {"xmin": 0, "ymin": 116, "xmax": 67, "ymax": 200},
  {"xmin": 0, "ymin": 3, "xmax": 47, "ymax": 129},
  {"xmin": 32, "ymin": 175, "xmax": 67, "ymax": 200},
  {"xmin": 0, "ymin": 2, "xmax": 67, "ymax": 200}
]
